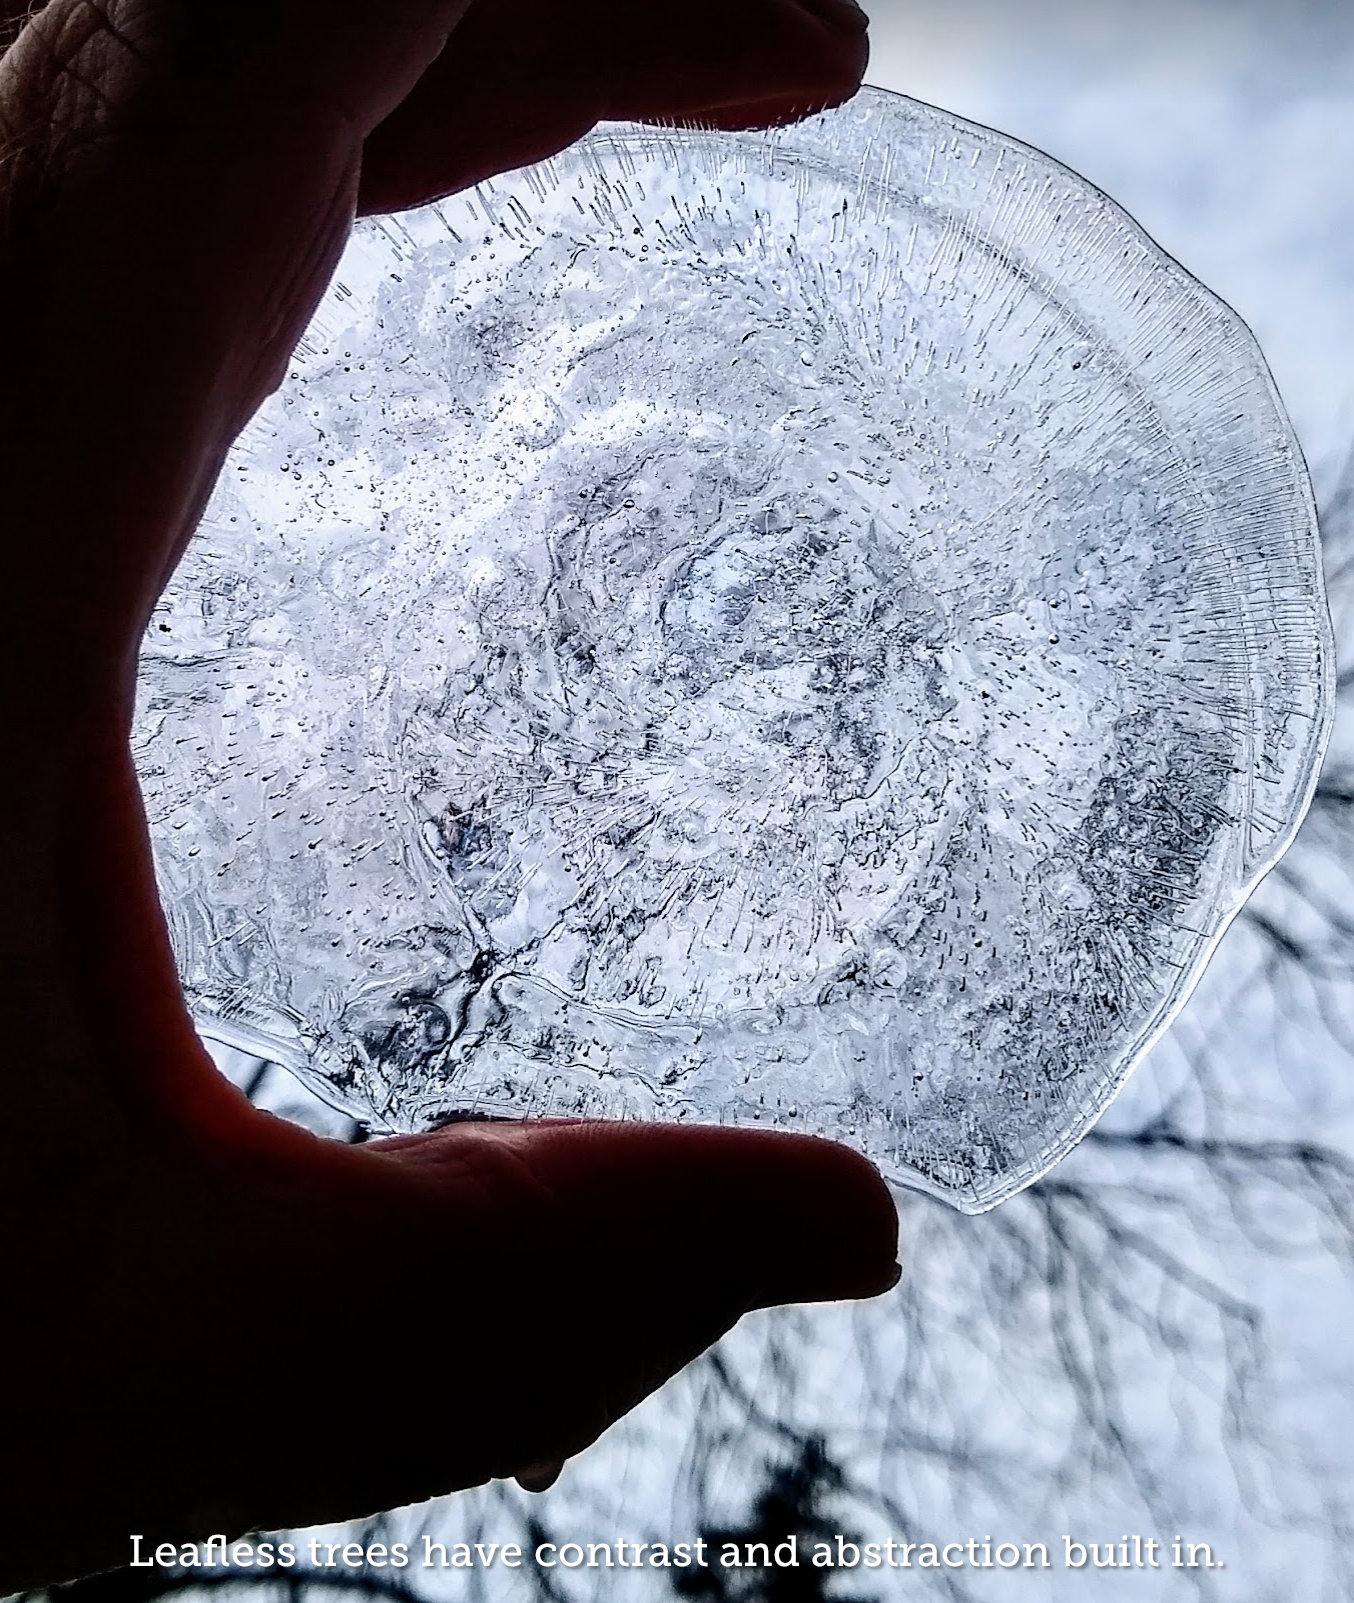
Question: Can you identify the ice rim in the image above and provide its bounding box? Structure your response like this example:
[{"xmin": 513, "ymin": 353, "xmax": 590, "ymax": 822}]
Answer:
[{"xmin": 152, "ymin": 86, "xmax": 1336, "ymax": 1214}]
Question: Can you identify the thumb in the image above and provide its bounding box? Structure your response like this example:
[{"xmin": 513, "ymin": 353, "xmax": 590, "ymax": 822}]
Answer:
[
  {"xmin": 0, "ymin": 1113, "xmax": 900, "ymax": 1589},
  {"xmin": 205, "ymin": 1120, "xmax": 901, "ymax": 1536}
]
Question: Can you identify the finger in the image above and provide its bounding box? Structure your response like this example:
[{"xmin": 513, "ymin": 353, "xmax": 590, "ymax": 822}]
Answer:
[
  {"xmin": 359, "ymin": 0, "xmax": 871, "ymax": 212},
  {"xmin": 234, "ymin": 1121, "xmax": 901, "ymax": 1530},
  {"xmin": 0, "ymin": 0, "xmax": 867, "ymax": 691},
  {"xmin": 5, "ymin": 1119, "xmax": 899, "ymax": 1577}
]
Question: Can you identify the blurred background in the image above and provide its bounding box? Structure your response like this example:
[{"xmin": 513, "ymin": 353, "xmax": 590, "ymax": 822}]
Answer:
[{"xmin": 21, "ymin": 2, "xmax": 1354, "ymax": 1599}]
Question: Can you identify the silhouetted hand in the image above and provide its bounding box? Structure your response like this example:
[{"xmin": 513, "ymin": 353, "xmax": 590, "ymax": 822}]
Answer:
[{"xmin": 0, "ymin": 0, "xmax": 897, "ymax": 1589}]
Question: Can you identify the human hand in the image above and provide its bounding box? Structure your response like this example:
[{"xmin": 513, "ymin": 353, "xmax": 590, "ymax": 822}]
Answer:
[{"xmin": 0, "ymin": 0, "xmax": 897, "ymax": 1589}]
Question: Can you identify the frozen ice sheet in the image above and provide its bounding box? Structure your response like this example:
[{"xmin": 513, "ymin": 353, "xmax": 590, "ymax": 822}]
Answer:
[{"xmin": 134, "ymin": 88, "xmax": 1332, "ymax": 1211}]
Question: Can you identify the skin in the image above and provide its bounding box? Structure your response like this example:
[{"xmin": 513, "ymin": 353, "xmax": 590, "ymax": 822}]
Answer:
[{"xmin": 0, "ymin": 0, "xmax": 900, "ymax": 1590}]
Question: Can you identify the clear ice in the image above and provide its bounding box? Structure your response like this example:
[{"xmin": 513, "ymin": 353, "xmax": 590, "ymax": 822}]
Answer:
[{"xmin": 134, "ymin": 89, "xmax": 1332, "ymax": 1211}]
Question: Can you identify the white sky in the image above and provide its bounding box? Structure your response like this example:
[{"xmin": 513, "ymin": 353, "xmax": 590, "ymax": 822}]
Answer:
[{"xmin": 865, "ymin": 0, "xmax": 1354, "ymax": 492}]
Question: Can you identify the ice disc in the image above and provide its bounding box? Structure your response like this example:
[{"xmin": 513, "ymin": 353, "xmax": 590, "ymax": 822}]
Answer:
[{"xmin": 135, "ymin": 88, "xmax": 1332, "ymax": 1211}]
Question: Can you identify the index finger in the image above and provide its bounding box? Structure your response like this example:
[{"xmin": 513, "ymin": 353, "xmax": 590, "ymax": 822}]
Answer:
[
  {"xmin": 360, "ymin": 0, "xmax": 870, "ymax": 211},
  {"xmin": 0, "ymin": 0, "xmax": 868, "ymax": 696}
]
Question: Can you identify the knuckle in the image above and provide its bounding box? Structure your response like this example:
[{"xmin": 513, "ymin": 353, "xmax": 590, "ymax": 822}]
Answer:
[{"xmin": 0, "ymin": 0, "xmax": 158, "ymax": 225}]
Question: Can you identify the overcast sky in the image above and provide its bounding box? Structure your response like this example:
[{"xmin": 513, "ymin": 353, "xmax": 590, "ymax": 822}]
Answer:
[{"xmin": 865, "ymin": 0, "xmax": 1354, "ymax": 492}]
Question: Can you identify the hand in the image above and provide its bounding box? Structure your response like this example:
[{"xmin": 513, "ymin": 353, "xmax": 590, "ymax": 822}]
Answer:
[{"xmin": 0, "ymin": 0, "xmax": 897, "ymax": 1589}]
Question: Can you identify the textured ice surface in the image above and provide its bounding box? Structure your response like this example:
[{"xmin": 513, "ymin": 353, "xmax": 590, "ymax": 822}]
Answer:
[{"xmin": 135, "ymin": 89, "xmax": 1332, "ymax": 1210}]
